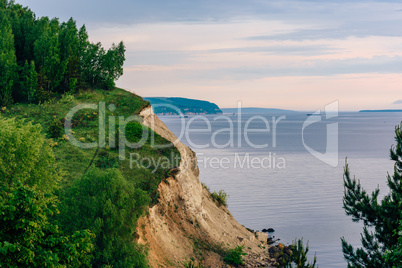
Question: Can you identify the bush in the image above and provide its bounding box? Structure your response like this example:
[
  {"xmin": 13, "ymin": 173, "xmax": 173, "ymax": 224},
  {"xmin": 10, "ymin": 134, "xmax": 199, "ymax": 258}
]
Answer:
[
  {"xmin": 110, "ymin": 121, "xmax": 146, "ymax": 150},
  {"xmin": 58, "ymin": 168, "xmax": 150, "ymax": 267},
  {"xmin": 48, "ymin": 117, "xmax": 63, "ymax": 138},
  {"xmin": 223, "ymin": 246, "xmax": 246, "ymax": 266},
  {"xmin": 95, "ymin": 150, "xmax": 119, "ymax": 169},
  {"xmin": 0, "ymin": 183, "xmax": 94, "ymax": 267},
  {"xmin": 211, "ymin": 190, "xmax": 229, "ymax": 207},
  {"xmin": 0, "ymin": 117, "xmax": 61, "ymax": 192},
  {"xmin": 125, "ymin": 121, "xmax": 146, "ymax": 143}
]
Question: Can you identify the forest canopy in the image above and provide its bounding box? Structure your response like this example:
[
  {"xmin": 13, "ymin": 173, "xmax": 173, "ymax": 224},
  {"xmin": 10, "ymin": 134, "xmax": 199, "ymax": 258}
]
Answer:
[{"xmin": 0, "ymin": 0, "xmax": 125, "ymax": 106}]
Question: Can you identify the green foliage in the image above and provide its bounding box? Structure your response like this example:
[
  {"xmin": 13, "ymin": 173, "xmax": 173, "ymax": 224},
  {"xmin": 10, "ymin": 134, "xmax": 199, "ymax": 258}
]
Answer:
[
  {"xmin": 0, "ymin": 2, "xmax": 126, "ymax": 104},
  {"xmin": 280, "ymin": 239, "xmax": 317, "ymax": 268},
  {"xmin": 34, "ymin": 17, "xmax": 64, "ymax": 93},
  {"xmin": 48, "ymin": 116, "xmax": 63, "ymax": 138},
  {"xmin": 0, "ymin": 183, "xmax": 94, "ymax": 267},
  {"xmin": 95, "ymin": 149, "xmax": 119, "ymax": 169},
  {"xmin": 58, "ymin": 168, "xmax": 150, "ymax": 267},
  {"xmin": 19, "ymin": 60, "xmax": 38, "ymax": 103},
  {"xmin": 211, "ymin": 189, "xmax": 229, "ymax": 207},
  {"xmin": 0, "ymin": 117, "xmax": 61, "ymax": 192},
  {"xmin": 0, "ymin": 7, "xmax": 17, "ymax": 106},
  {"xmin": 223, "ymin": 245, "xmax": 247, "ymax": 266},
  {"xmin": 125, "ymin": 121, "xmax": 146, "ymax": 143},
  {"xmin": 111, "ymin": 119, "xmax": 146, "ymax": 149},
  {"xmin": 1, "ymin": 87, "xmax": 177, "ymax": 267},
  {"xmin": 384, "ymin": 219, "xmax": 402, "ymax": 267},
  {"xmin": 342, "ymin": 124, "xmax": 402, "ymax": 268}
]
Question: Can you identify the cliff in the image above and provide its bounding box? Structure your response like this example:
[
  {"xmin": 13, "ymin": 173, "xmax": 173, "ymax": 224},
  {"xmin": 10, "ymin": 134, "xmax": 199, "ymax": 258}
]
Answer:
[{"xmin": 137, "ymin": 106, "xmax": 275, "ymax": 267}]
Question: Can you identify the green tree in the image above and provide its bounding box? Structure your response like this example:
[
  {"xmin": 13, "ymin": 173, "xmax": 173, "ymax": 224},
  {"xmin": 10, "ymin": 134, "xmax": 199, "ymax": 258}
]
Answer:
[
  {"xmin": 59, "ymin": 17, "xmax": 79, "ymax": 92},
  {"xmin": 384, "ymin": 219, "xmax": 402, "ymax": 267},
  {"xmin": 0, "ymin": 183, "xmax": 94, "ymax": 267},
  {"xmin": 0, "ymin": 7, "xmax": 17, "ymax": 106},
  {"xmin": 342, "ymin": 124, "xmax": 402, "ymax": 267},
  {"xmin": 19, "ymin": 7, "xmax": 37, "ymax": 63},
  {"xmin": 0, "ymin": 1, "xmax": 126, "ymax": 104},
  {"xmin": 103, "ymin": 41, "xmax": 125, "ymax": 90},
  {"xmin": 82, "ymin": 42, "xmax": 106, "ymax": 87},
  {"xmin": 9, "ymin": 4, "xmax": 36, "ymax": 63},
  {"xmin": 34, "ymin": 17, "xmax": 65, "ymax": 94},
  {"xmin": 59, "ymin": 168, "xmax": 150, "ymax": 267},
  {"xmin": 19, "ymin": 60, "xmax": 38, "ymax": 103},
  {"xmin": 0, "ymin": 117, "xmax": 61, "ymax": 192},
  {"xmin": 77, "ymin": 24, "xmax": 90, "ymax": 88}
]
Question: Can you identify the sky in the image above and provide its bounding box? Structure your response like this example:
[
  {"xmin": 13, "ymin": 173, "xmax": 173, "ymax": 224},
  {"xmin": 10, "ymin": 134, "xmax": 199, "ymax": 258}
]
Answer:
[{"xmin": 16, "ymin": 0, "xmax": 402, "ymax": 111}]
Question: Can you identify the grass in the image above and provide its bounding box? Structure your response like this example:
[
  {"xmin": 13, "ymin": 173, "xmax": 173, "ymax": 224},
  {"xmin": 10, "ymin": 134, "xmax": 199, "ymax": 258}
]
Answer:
[{"xmin": 1, "ymin": 87, "xmax": 181, "ymax": 204}]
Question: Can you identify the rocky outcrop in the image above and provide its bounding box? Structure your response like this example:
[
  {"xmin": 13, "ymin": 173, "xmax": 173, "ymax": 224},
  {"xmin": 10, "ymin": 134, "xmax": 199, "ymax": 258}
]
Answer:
[{"xmin": 137, "ymin": 106, "xmax": 274, "ymax": 267}]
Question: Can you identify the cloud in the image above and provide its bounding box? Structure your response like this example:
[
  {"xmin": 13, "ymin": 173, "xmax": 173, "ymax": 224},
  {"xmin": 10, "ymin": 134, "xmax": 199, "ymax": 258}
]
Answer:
[
  {"xmin": 247, "ymin": 25, "xmax": 402, "ymax": 41},
  {"xmin": 124, "ymin": 44, "xmax": 342, "ymax": 67},
  {"xmin": 16, "ymin": 0, "xmax": 402, "ymax": 29},
  {"xmin": 204, "ymin": 45, "xmax": 342, "ymax": 56},
  {"xmin": 128, "ymin": 55, "xmax": 402, "ymax": 81},
  {"xmin": 242, "ymin": 55, "xmax": 402, "ymax": 78},
  {"xmin": 14, "ymin": 0, "xmax": 402, "ymax": 110},
  {"xmin": 393, "ymin": 100, "xmax": 402, "ymax": 104}
]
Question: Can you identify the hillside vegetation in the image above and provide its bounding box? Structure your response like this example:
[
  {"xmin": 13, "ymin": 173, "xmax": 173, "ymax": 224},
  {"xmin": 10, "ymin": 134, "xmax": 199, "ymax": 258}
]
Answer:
[
  {"xmin": 0, "ymin": 1, "xmax": 181, "ymax": 266},
  {"xmin": 1, "ymin": 87, "xmax": 182, "ymax": 266}
]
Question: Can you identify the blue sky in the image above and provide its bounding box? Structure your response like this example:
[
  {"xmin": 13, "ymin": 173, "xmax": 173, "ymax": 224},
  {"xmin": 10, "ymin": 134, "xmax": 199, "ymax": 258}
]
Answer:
[{"xmin": 17, "ymin": 0, "xmax": 402, "ymax": 110}]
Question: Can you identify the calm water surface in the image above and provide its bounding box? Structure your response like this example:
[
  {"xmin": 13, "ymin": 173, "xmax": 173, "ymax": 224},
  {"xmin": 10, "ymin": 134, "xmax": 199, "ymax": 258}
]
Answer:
[{"xmin": 158, "ymin": 112, "xmax": 401, "ymax": 267}]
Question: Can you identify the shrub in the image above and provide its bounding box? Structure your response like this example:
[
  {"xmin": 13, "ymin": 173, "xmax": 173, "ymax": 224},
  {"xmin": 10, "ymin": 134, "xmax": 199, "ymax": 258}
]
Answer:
[
  {"xmin": 0, "ymin": 183, "xmax": 94, "ymax": 267},
  {"xmin": 60, "ymin": 92, "xmax": 76, "ymax": 104},
  {"xmin": 110, "ymin": 121, "xmax": 146, "ymax": 150},
  {"xmin": 48, "ymin": 117, "xmax": 63, "ymax": 138},
  {"xmin": 223, "ymin": 245, "xmax": 246, "ymax": 266},
  {"xmin": 0, "ymin": 117, "xmax": 61, "ymax": 192},
  {"xmin": 95, "ymin": 150, "xmax": 119, "ymax": 169},
  {"xmin": 211, "ymin": 189, "xmax": 229, "ymax": 207},
  {"xmin": 125, "ymin": 121, "xmax": 146, "ymax": 143},
  {"xmin": 58, "ymin": 168, "xmax": 150, "ymax": 267}
]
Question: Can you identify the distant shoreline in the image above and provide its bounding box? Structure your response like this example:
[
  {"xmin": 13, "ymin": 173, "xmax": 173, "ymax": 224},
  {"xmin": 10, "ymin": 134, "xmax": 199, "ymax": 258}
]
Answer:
[
  {"xmin": 359, "ymin": 109, "xmax": 402, "ymax": 113},
  {"xmin": 221, "ymin": 107, "xmax": 296, "ymax": 114}
]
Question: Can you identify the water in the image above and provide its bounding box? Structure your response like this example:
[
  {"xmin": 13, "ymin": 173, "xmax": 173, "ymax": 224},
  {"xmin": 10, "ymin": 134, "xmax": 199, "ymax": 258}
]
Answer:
[{"xmin": 158, "ymin": 112, "xmax": 401, "ymax": 267}]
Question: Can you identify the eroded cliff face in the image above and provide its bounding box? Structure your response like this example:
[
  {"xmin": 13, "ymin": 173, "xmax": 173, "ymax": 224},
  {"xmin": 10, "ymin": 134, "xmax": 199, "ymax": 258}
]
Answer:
[{"xmin": 137, "ymin": 106, "xmax": 272, "ymax": 267}]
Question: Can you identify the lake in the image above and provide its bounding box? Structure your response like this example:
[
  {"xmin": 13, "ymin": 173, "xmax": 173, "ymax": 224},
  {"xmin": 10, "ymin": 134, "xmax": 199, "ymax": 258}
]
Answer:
[{"xmin": 158, "ymin": 111, "xmax": 402, "ymax": 267}]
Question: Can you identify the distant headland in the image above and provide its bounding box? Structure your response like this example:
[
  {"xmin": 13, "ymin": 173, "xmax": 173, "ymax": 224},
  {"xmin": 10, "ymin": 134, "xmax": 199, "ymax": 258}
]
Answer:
[{"xmin": 144, "ymin": 97, "xmax": 222, "ymax": 115}]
